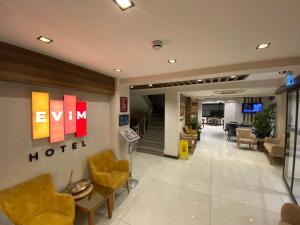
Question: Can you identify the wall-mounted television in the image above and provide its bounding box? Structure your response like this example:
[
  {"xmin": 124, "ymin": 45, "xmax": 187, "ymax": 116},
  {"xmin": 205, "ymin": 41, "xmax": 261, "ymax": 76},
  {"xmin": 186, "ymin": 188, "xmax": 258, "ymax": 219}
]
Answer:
[{"xmin": 242, "ymin": 103, "xmax": 263, "ymax": 113}]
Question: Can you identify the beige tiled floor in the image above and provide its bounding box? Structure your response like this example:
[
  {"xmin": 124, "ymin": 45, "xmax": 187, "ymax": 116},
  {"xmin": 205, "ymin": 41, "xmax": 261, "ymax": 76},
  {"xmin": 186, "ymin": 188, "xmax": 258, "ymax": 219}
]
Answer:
[{"xmin": 76, "ymin": 126, "xmax": 292, "ymax": 225}]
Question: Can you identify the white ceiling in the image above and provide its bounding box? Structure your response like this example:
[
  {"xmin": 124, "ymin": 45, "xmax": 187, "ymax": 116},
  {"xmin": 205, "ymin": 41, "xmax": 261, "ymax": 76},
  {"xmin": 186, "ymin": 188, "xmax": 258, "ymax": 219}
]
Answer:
[{"xmin": 1, "ymin": 0, "xmax": 300, "ymax": 79}]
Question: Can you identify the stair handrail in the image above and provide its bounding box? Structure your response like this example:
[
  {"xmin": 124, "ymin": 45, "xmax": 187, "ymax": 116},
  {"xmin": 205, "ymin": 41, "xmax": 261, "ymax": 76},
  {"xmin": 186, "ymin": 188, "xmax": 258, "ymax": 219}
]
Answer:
[{"xmin": 134, "ymin": 105, "xmax": 153, "ymax": 139}]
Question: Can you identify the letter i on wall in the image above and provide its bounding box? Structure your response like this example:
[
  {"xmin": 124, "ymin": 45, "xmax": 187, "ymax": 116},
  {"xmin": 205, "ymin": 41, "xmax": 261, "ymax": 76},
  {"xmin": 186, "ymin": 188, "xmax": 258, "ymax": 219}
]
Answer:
[
  {"xmin": 50, "ymin": 100, "xmax": 64, "ymax": 143},
  {"xmin": 64, "ymin": 95, "xmax": 76, "ymax": 134},
  {"xmin": 32, "ymin": 92, "xmax": 50, "ymax": 139},
  {"xmin": 76, "ymin": 101, "xmax": 87, "ymax": 137}
]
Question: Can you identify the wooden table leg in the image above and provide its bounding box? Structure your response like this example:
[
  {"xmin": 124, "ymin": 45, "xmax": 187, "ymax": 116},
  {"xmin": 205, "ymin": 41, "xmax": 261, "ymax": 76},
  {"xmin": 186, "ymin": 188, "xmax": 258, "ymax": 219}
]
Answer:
[
  {"xmin": 107, "ymin": 195, "xmax": 112, "ymax": 219},
  {"xmin": 88, "ymin": 211, "xmax": 94, "ymax": 225}
]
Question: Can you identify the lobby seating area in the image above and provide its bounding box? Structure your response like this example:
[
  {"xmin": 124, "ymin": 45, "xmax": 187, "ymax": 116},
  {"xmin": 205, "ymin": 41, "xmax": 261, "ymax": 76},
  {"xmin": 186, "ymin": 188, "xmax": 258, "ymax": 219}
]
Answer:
[
  {"xmin": 0, "ymin": 174, "xmax": 75, "ymax": 225},
  {"xmin": 236, "ymin": 128, "xmax": 257, "ymax": 150},
  {"xmin": 264, "ymin": 137, "xmax": 285, "ymax": 164}
]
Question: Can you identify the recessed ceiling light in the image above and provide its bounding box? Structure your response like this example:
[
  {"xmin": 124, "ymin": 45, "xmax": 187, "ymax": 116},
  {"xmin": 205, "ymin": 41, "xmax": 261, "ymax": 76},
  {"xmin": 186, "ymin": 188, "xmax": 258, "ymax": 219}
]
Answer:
[
  {"xmin": 197, "ymin": 79, "xmax": 202, "ymax": 82},
  {"xmin": 114, "ymin": 69, "xmax": 122, "ymax": 72},
  {"xmin": 37, "ymin": 36, "xmax": 53, "ymax": 44},
  {"xmin": 168, "ymin": 59, "xmax": 177, "ymax": 64},
  {"xmin": 256, "ymin": 43, "xmax": 271, "ymax": 49},
  {"xmin": 230, "ymin": 75, "xmax": 236, "ymax": 79},
  {"xmin": 149, "ymin": 84, "xmax": 152, "ymax": 87},
  {"xmin": 113, "ymin": 0, "xmax": 135, "ymax": 11}
]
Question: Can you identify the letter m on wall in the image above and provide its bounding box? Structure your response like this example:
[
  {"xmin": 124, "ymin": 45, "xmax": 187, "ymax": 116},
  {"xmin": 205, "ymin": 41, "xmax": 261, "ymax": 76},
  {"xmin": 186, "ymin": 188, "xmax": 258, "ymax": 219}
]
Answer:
[{"xmin": 32, "ymin": 92, "xmax": 50, "ymax": 139}]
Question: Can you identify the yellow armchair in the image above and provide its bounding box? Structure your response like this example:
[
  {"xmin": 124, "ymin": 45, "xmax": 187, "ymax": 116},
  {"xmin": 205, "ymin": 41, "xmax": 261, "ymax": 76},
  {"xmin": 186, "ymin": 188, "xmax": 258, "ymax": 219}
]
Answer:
[
  {"xmin": 88, "ymin": 150, "xmax": 130, "ymax": 199},
  {"xmin": 183, "ymin": 126, "xmax": 197, "ymax": 136},
  {"xmin": 0, "ymin": 174, "xmax": 75, "ymax": 225}
]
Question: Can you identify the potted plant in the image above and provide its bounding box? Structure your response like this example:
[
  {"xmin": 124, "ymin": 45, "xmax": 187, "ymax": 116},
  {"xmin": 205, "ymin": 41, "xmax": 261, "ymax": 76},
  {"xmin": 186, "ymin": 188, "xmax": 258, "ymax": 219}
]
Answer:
[{"xmin": 253, "ymin": 109, "xmax": 275, "ymax": 138}]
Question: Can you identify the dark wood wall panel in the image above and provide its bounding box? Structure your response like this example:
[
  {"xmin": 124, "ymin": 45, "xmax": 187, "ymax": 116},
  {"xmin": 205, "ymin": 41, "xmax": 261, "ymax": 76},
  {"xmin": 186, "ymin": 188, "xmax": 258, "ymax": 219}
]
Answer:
[{"xmin": 0, "ymin": 41, "xmax": 115, "ymax": 95}]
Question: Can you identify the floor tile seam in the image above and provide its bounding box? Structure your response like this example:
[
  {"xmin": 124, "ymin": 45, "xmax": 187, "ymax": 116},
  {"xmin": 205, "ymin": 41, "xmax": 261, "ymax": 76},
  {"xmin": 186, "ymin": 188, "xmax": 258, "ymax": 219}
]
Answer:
[
  {"xmin": 210, "ymin": 180, "xmax": 282, "ymax": 194},
  {"xmin": 117, "ymin": 176, "xmax": 157, "ymax": 221},
  {"xmin": 119, "ymin": 219, "xmax": 131, "ymax": 225},
  {"xmin": 211, "ymin": 195, "xmax": 281, "ymax": 214},
  {"xmin": 211, "ymin": 178, "xmax": 278, "ymax": 193},
  {"xmin": 153, "ymin": 177, "xmax": 212, "ymax": 198}
]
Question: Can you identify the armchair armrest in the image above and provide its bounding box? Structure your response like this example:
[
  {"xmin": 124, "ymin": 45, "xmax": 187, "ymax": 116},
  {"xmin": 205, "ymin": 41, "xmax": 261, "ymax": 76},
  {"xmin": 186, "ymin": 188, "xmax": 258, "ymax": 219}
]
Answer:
[
  {"xmin": 264, "ymin": 137, "xmax": 279, "ymax": 144},
  {"xmin": 50, "ymin": 193, "xmax": 75, "ymax": 219},
  {"xmin": 112, "ymin": 159, "xmax": 129, "ymax": 172}
]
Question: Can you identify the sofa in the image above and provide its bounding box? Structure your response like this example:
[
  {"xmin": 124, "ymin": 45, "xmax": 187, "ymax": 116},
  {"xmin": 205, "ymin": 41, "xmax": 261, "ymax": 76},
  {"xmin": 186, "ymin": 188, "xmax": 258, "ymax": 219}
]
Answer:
[
  {"xmin": 236, "ymin": 128, "xmax": 257, "ymax": 150},
  {"xmin": 279, "ymin": 203, "xmax": 300, "ymax": 225},
  {"xmin": 0, "ymin": 174, "xmax": 75, "ymax": 225},
  {"xmin": 264, "ymin": 137, "xmax": 284, "ymax": 164},
  {"xmin": 88, "ymin": 150, "xmax": 130, "ymax": 207}
]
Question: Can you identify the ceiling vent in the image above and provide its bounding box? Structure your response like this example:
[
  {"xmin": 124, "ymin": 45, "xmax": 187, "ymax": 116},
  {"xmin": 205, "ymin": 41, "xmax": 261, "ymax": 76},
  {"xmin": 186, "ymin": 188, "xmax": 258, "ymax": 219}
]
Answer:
[
  {"xmin": 152, "ymin": 40, "xmax": 163, "ymax": 50},
  {"xmin": 214, "ymin": 89, "xmax": 244, "ymax": 95}
]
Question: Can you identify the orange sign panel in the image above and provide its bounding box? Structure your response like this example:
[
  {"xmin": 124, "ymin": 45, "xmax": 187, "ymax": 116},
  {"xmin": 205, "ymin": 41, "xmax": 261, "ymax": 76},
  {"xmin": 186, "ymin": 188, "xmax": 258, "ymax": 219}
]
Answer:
[
  {"xmin": 32, "ymin": 92, "xmax": 50, "ymax": 139},
  {"xmin": 50, "ymin": 100, "xmax": 64, "ymax": 143}
]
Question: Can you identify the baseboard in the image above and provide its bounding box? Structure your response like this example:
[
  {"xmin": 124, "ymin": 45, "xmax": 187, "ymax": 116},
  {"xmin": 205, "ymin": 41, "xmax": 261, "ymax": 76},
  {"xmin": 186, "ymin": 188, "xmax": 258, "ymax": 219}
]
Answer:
[{"xmin": 163, "ymin": 154, "xmax": 179, "ymax": 160}]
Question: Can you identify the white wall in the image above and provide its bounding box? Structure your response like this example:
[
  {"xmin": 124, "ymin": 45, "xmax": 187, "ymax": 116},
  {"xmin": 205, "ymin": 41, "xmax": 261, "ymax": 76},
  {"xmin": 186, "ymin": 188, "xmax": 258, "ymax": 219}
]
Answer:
[
  {"xmin": 110, "ymin": 79, "xmax": 130, "ymax": 160},
  {"xmin": 0, "ymin": 81, "xmax": 113, "ymax": 190},
  {"xmin": 164, "ymin": 90, "xmax": 180, "ymax": 157},
  {"xmin": 276, "ymin": 93, "xmax": 287, "ymax": 137},
  {"xmin": 224, "ymin": 99, "xmax": 243, "ymax": 124}
]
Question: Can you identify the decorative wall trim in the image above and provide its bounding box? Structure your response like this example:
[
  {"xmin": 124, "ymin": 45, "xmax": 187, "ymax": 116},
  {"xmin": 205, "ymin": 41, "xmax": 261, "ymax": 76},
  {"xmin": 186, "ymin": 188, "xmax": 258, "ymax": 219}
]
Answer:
[{"xmin": 0, "ymin": 41, "xmax": 115, "ymax": 95}]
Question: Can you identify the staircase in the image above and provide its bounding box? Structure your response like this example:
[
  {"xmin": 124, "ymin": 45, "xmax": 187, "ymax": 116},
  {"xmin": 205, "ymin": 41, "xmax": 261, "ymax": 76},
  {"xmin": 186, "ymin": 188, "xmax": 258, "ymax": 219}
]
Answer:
[{"xmin": 136, "ymin": 113, "xmax": 165, "ymax": 156}]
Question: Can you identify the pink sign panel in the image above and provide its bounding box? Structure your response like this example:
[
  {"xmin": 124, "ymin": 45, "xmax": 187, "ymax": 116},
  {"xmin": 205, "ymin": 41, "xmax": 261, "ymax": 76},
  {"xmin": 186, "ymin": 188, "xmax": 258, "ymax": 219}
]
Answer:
[
  {"xmin": 50, "ymin": 100, "xmax": 64, "ymax": 143},
  {"xmin": 64, "ymin": 95, "xmax": 76, "ymax": 134}
]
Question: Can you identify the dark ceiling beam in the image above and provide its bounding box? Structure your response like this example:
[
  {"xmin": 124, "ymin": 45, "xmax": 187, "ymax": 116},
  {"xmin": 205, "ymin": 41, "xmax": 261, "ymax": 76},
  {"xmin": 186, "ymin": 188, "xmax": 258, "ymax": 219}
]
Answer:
[{"xmin": 0, "ymin": 41, "xmax": 115, "ymax": 95}]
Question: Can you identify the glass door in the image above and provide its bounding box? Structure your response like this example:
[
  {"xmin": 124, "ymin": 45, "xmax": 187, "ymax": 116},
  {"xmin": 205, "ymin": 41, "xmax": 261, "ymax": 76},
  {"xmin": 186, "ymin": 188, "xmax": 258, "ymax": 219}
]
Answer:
[
  {"xmin": 284, "ymin": 91, "xmax": 297, "ymax": 189},
  {"xmin": 293, "ymin": 91, "xmax": 300, "ymax": 203}
]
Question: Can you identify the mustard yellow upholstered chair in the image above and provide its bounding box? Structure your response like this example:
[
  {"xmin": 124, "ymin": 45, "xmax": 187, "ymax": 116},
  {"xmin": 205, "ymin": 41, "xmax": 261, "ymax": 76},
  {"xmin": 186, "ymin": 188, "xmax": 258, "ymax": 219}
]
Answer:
[
  {"xmin": 0, "ymin": 174, "xmax": 75, "ymax": 225},
  {"xmin": 88, "ymin": 150, "xmax": 130, "ymax": 205}
]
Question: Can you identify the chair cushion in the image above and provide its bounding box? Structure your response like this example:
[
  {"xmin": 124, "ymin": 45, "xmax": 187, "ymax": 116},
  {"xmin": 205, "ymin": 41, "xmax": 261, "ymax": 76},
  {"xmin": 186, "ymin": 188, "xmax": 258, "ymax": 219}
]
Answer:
[
  {"xmin": 239, "ymin": 138, "xmax": 256, "ymax": 144},
  {"xmin": 24, "ymin": 212, "xmax": 72, "ymax": 225}
]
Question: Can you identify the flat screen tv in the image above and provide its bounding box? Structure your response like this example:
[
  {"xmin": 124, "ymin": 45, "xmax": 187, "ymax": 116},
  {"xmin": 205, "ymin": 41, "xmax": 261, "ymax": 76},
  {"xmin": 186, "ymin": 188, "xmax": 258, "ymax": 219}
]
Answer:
[{"xmin": 242, "ymin": 103, "xmax": 263, "ymax": 113}]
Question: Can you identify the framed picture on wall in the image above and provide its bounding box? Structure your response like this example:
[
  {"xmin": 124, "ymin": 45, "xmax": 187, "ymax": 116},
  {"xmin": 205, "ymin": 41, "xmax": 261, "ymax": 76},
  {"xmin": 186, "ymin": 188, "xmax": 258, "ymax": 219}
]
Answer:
[
  {"xmin": 119, "ymin": 114, "xmax": 129, "ymax": 126},
  {"xmin": 120, "ymin": 97, "xmax": 128, "ymax": 112}
]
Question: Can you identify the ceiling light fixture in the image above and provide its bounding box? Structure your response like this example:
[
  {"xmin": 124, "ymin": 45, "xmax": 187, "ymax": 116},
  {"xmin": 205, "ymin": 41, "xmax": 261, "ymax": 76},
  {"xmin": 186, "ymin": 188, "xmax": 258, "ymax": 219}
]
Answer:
[
  {"xmin": 113, "ymin": 0, "xmax": 135, "ymax": 11},
  {"xmin": 168, "ymin": 59, "xmax": 177, "ymax": 64},
  {"xmin": 149, "ymin": 84, "xmax": 152, "ymax": 87},
  {"xmin": 230, "ymin": 75, "xmax": 236, "ymax": 79},
  {"xmin": 130, "ymin": 86, "xmax": 134, "ymax": 89},
  {"xmin": 256, "ymin": 43, "xmax": 271, "ymax": 49},
  {"xmin": 114, "ymin": 69, "xmax": 122, "ymax": 72},
  {"xmin": 197, "ymin": 79, "xmax": 202, "ymax": 82},
  {"xmin": 37, "ymin": 36, "xmax": 53, "ymax": 44}
]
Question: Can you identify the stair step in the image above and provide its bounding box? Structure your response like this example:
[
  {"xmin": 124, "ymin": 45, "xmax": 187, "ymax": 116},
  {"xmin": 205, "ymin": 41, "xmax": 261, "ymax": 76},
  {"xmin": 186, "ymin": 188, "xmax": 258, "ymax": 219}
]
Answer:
[
  {"xmin": 136, "ymin": 145, "xmax": 164, "ymax": 152},
  {"xmin": 136, "ymin": 148, "xmax": 164, "ymax": 157},
  {"xmin": 139, "ymin": 139, "xmax": 164, "ymax": 145},
  {"xmin": 138, "ymin": 141, "xmax": 164, "ymax": 149}
]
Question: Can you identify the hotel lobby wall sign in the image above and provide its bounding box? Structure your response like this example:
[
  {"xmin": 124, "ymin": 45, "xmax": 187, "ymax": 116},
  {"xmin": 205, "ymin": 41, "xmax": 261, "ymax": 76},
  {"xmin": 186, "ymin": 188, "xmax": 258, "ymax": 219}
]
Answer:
[
  {"xmin": 120, "ymin": 97, "xmax": 128, "ymax": 112},
  {"xmin": 32, "ymin": 92, "xmax": 87, "ymax": 143}
]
